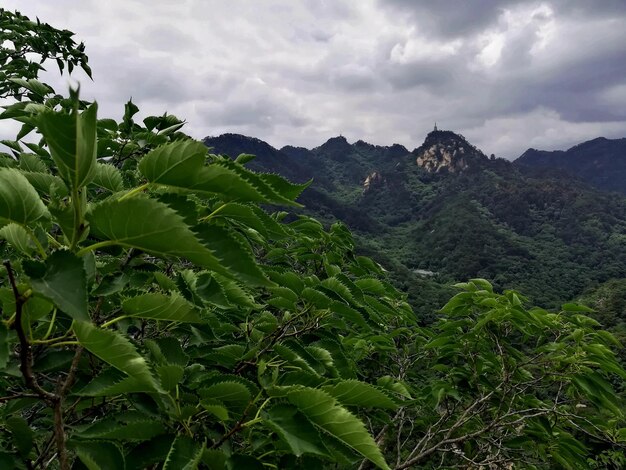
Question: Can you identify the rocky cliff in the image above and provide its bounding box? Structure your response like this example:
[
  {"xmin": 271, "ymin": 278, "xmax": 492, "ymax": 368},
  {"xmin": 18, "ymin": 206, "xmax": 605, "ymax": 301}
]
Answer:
[{"xmin": 413, "ymin": 129, "xmax": 488, "ymax": 173}]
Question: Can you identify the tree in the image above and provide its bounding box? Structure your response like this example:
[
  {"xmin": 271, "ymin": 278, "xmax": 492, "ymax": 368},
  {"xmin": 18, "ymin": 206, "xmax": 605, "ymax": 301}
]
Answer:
[
  {"xmin": 0, "ymin": 8, "xmax": 624, "ymax": 470},
  {"xmin": 374, "ymin": 281, "xmax": 626, "ymax": 468}
]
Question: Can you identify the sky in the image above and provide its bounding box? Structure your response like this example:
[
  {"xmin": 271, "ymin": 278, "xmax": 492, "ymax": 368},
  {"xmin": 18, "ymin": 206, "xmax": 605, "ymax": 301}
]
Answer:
[{"xmin": 3, "ymin": 0, "xmax": 626, "ymax": 159}]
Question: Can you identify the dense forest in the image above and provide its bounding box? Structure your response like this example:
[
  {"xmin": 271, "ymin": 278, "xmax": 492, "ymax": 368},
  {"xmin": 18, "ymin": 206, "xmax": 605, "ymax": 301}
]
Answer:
[
  {"xmin": 205, "ymin": 130, "xmax": 626, "ymax": 319},
  {"xmin": 1, "ymin": 8, "xmax": 626, "ymax": 470}
]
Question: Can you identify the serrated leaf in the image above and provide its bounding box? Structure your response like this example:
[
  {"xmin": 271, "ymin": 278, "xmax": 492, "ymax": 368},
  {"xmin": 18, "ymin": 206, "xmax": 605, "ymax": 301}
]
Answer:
[
  {"xmin": 24, "ymin": 250, "xmax": 88, "ymax": 321},
  {"xmin": 0, "ymin": 223, "xmax": 35, "ymax": 256},
  {"xmin": 146, "ymin": 337, "xmax": 189, "ymax": 366},
  {"xmin": 76, "ymin": 412, "xmax": 166, "ymax": 441},
  {"xmin": 77, "ymin": 369, "xmax": 156, "ymax": 396},
  {"xmin": 258, "ymin": 172, "xmax": 310, "ymax": 201},
  {"xmin": 87, "ymin": 197, "xmax": 247, "ymax": 282},
  {"xmin": 163, "ymin": 435, "xmax": 204, "ymax": 470},
  {"xmin": 199, "ymin": 382, "xmax": 251, "ymax": 412},
  {"xmin": 158, "ymin": 364, "xmax": 185, "ymax": 391},
  {"xmin": 21, "ymin": 171, "xmax": 68, "ymax": 197},
  {"xmin": 274, "ymin": 344, "xmax": 319, "ymax": 376},
  {"xmin": 200, "ymin": 398, "xmax": 230, "ymax": 422},
  {"xmin": 91, "ymin": 163, "xmax": 123, "ymax": 191},
  {"xmin": 0, "ymin": 167, "xmax": 49, "ymax": 225},
  {"xmin": 37, "ymin": 103, "xmax": 98, "ymax": 189},
  {"xmin": 323, "ymin": 380, "xmax": 397, "ymax": 409},
  {"xmin": 73, "ymin": 321, "xmax": 158, "ymax": 391},
  {"xmin": 18, "ymin": 153, "xmax": 47, "ymax": 173},
  {"xmin": 71, "ymin": 441, "xmax": 124, "ymax": 470},
  {"xmin": 193, "ymin": 224, "xmax": 272, "ymax": 287},
  {"xmin": 288, "ymin": 387, "xmax": 389, "ymax": 470},
  {"xmin": 209, "ymin": 202, "xmax": 271, "ymax": 237},
  {"xmin": 139, "ymin": 140, "xmax": 300, "ymax": 206},
  {"xmin": 265, "ymin": 404, "xmax": 329, "ymax": 457},
  {"xmin": 331, "ymin": 302, "xmax": 369, "ymax": 329},
  {"xmin": 122, "ymin": 292, "xmax": 203, "ymax": 323}
]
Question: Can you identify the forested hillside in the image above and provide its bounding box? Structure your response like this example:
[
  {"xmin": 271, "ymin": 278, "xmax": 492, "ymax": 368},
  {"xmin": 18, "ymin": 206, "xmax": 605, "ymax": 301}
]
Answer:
[
  {"xmin": 515, "ymin": 137, "xmax": 626, "ymax": 194},
  {"xmin": 205, "ymin": 130, "xmax": 626, "ymax": 315}
]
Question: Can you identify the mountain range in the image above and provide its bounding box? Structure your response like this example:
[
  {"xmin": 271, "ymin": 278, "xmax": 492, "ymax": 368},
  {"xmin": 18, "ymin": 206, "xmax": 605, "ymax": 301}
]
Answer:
[{"xmin": 203, "ymin": 130, "xmax": 626, "ymax": 322}]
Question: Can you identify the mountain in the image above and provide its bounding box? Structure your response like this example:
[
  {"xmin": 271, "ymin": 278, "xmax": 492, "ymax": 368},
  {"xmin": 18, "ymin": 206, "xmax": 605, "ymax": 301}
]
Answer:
[
  {"xmin": 515, "ymin": 137, "xmax": 626, "ymax": 194},
  {"xmin": 203, "ymin": 130, "xmax": 626, "ymax": 321}
]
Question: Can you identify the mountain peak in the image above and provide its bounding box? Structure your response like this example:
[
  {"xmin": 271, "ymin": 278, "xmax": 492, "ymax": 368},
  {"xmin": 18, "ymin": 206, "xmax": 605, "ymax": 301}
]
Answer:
[
  {"xmin": 315, "ymin": 135, "xmax": 352, "ymax": 159},
  {"xmin": 413, "ymin": 129, "xmax": 487, "ymax": 173}
]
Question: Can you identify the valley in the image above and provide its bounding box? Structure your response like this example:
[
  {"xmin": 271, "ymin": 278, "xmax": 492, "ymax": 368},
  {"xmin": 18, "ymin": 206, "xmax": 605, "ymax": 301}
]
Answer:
[{"xmin": 205, "ymin": 129, "xmax": 626, "ymax": 321}]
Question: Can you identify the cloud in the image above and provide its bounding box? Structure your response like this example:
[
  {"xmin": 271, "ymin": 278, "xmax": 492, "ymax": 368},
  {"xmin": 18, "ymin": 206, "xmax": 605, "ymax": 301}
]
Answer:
[{"xmin": 1, "ymin": 0, "xmax": 625, "ymax": 158}]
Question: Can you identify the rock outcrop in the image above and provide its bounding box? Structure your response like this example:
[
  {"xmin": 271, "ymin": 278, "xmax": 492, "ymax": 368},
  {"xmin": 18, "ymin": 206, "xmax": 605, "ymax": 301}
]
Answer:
[
  {"xmin": 362, "ymin": 171, "xmax": 385, "ymax": 193},
  {"xmin": 413, "ymin": 128, "xmax": 488, "ymax": 173}
]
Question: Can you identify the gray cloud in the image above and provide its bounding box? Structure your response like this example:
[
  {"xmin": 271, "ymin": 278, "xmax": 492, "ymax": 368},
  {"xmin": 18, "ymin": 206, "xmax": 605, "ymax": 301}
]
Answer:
[{"xmin": 1, "ymin": 0, "xmax": 626, "ymax": 159}]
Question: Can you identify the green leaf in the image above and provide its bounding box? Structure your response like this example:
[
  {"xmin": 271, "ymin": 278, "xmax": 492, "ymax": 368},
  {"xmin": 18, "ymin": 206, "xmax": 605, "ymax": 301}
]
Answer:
[
  {"xmin": 0, "ymin": 323, "xmax": 9, "ymax": 368},
  {"xmin": 71, "ymin": 441, "xmax": 124, "ymax": 470},
  {"xmin": 76, "ymin": 412, "xmax": 166, "ymax": 441},
  {"xmin": 158, "ymin": 364, "xmax": 185, "ymax": 391},
  {"xmin": 322, "ymin": 380, "xmax": 397, "ymax": 409},
  {"xmin": 0, "ymin": 168, "xmax": 49, "ymax": 225},
  {"xmin": 257, "ymin": 172, "xmax": 310, "ymax": 201},
  {"xmin": 87, "ymin": 197, "xmax": 249, "ymax": 282},
  {"xmin": 200, "ymin": 398, "xmax": 230, "ymax": 422},
  {"xmin": 122, "ymin": 293, "xmax": 203, "ymax": 323},
  {"xmin": 163, "ymin": 435, "xmax": 204, "ymax": 470},
  {"xmin": 6, "ymin": 416, "xmax": 34, "ymax": 457},
  {"xmin": 22, "ymin": 171, "xmax": 68, "ymax": 197},
  {"xmin": 562, "ymin": 303, "xmax": 594, "ymax": 313},
  {"xmin": 125, "ymin": 435, "xmax": 176, "ymax": 470},
  {"xmin": 199, "ymin": 382, "xmax": 251, "ymax": 413},
  {"xmin": 139, "ymin": 140, "xmax": 299, "ymax": 206},
  {"xmin": 146, "ymin": 337, "xmax": 188, "ymax": 366},
  {"xmin": 0, "ymin": 223, "xmax": 35, "ymax": 256},
  {"xmin": 91, "ymin": 163, "xmax": 123, "ymax": 192},
  {"xmin": 37, "ymin": 103, "xmax": 98, "ymax": 189},
  {"xmin": 73, "ymin": 321, "xmax": 158, "ymax": 391},
  {"xmin": 24, "ymin": 250, "xmax": 88, "ymax": 322},
  {"xmin": 18, "ymin": 153, "xmax": 47, "ymax": 173},
  {"xmin": 194, "ymin": 225, "xmax": 271, "ymax": 287},
  {"xmin": 288, "ymin": 388, "xmax": 389, "ymax": 470},
  {"xmin": 77, "ymin": 369, "xmax": 156, "ymax": 396},
  {"xmin": 265, "ymin": 404, "xmax": 329, "ymax": 457}
]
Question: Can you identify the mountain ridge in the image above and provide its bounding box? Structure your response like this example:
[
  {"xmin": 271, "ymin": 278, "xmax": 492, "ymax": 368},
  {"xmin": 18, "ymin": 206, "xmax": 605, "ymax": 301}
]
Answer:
[
  {"xmin": 203, "ymin": 130, "xmax": 626, "ymax": 319},
  {"xmin": 515, "ymin": 136, "xmax": 626, "ymax": 194}
]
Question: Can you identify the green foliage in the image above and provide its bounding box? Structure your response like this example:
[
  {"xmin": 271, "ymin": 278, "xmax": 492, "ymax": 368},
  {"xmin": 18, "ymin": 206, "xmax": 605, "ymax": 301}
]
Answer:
[{"xmin": 0, "ymin": 8, "xmax": 624, "ymax": 470}]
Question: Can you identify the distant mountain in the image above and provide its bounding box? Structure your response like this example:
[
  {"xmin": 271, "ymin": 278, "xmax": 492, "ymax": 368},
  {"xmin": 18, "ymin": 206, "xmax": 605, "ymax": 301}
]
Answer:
[
  {"xmin": 515, "ymin": 137, "xmax": 626, "ymax": 194},
  {"xmin": 203, "ymin": 130, "xmax": 626, "ymax": 321}
]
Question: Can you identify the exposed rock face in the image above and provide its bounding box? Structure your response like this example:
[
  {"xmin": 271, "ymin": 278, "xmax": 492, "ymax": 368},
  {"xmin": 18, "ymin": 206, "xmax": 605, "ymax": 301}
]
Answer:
[
  {"xmin": 413, "ymin": 129, "xmax": 488, "ymax": 173},
  {"xmin": 362, "ymin": 171, "xmax": 385, "ymax": 193}
]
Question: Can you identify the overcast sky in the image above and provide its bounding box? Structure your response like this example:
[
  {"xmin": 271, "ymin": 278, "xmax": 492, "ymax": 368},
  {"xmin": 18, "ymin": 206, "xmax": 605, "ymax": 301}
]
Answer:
[{"xmin": 4, "ymin": 0, "xmax": 626, "ymax": 159}]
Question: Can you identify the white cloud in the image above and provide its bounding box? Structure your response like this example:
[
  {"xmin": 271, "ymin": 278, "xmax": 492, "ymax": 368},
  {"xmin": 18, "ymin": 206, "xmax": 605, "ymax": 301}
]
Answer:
[{"xmin": 1, "ymin": 0, "xmax": 625, "ymax": 158}]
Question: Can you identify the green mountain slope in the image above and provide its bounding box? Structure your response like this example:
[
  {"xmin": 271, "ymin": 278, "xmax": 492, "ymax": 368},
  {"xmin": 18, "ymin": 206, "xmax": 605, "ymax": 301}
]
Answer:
[
  {"xmin": 515, "ymin": 136, "xmax": 626, "ymax": 194},
  {"xmin": 203, "ymin": 130, "xmax": 626, "ymax": 319}
]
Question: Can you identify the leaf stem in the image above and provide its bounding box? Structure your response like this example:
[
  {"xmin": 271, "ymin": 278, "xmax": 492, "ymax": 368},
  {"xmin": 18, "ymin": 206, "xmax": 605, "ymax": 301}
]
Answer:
[
  {"xmin": 42, "ymin": 308, "xmax": 58, "ymax": 340},
  {"xmin": 118, "ymin": 182, "xmax": 150, "ymax": 201},
  {"xmin": 199, "ymin": 203, "xmax": 227, "ymax": 222},
  {"xmin": 76, "ymin": 240, "xmax": 117, "ymax": 256},
  {"xmin": 69, "ymin": 188, "xmax": 83, "ymax": 251},
  {"xmin": 99, "ymin": 315, "xmax": 127, "ymax": 328},
  {"xmin": 50, "ymin": 341, "xmax": 80, "ymax": 347},
  {"xmin": 24, "ymin": 225, "xmax": 47, "ymax": 258}
]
